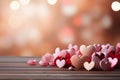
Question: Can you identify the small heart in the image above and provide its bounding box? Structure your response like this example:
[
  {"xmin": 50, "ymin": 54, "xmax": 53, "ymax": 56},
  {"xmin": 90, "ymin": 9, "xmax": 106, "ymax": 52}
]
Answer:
[
  {"xmin": 67, "ymin": 48, "xmax": 75, "ymax": 56},
  {"xmin": 101, "ymin": 45, "xmax": 115, "ymax": 56},
  {"xmin": 92, "ymin": 54, "xmax": 101, "ymax": 69},
  {"xmin": 70, "ymin": 55, "xmax": 88, "ymax": 69},
  {"xmin": 39, "ymin": 61, "xmax": 48, "ymax": 66},
  {"xmin": 108, "ymin": 57, "xmax": 118, "ymax": 68},
  {"xmin": 84, "ymin": 61, "xmax": 95, "ymax": 71},
  {"xmin": 95, "ymin": 52, "xmax": 105, "ymax": 60},
  {"xmin": 100, "ymin": 58, "xmax": 111, "ymax": 71},
  {"xmin": 27, "ymin": 59, "xmax": 37, "ymax": 65},
  {"xmin": 56, "ymin": 59, "xmax": 66, "ymax": 68},
  {"xmin": 94, "ymin": 44, "xmax": 101, "ymax": 52},
  {"xmin": 80, "ymin": 45, "xmax": 95, "ymax": 56}
]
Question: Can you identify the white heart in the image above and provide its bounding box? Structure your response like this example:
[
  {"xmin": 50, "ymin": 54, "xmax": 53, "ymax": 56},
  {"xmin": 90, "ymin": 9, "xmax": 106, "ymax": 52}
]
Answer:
[
  {"xmin": 80, "ymin": 45, "xmax": 95, "ymax": 56},
  {"xmin": 84, "ymin": 61, "xmax": 95, "ymax": 71},
  {"xmin": 56, "ymin": 59, "xmax": 66, "ymax": 68}
]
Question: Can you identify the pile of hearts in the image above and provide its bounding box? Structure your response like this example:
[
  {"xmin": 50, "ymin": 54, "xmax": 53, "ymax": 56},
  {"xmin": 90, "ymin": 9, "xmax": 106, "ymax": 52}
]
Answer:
[{"xmin": 27, "ymin": 43, "xmax": 120, "ymax": 71}]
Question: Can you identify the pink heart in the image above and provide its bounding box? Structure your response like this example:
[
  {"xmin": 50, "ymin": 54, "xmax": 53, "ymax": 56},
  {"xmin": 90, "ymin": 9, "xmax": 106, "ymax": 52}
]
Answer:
[
  {"xmin": 56, "ymin": 59, "xmax": 66, "ymax": 68},
  {"xmin": 84, "ymin": 61, "xmax": 95, "ymax": 71},
  {"xmin": 101, "ymin": 45, "xmax": 115, "ymax": 56},
  {"xmin": 67, "ymin": 48, "xmax": 75, "ymax": 56},
  {"xmin": 94, "ymin": 44, "xmax": 101, "ymax": 52},
  {"xmin": 80, "ymin": 45, "xmax": 95, "ymax": 56},
  {"xmin": 108, "ymin": 57, "xmax": 118, "ymax": 68},
  {"xmin": 39, "ymin": 61, "xmax": 48, "ymax": 66},
  {"xmin": 27, "ymin": 59, "xmax": 37, "ymax": 65}
]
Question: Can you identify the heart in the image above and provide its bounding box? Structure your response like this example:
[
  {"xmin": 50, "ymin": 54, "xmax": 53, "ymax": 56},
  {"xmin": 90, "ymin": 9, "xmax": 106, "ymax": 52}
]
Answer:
[
  {"xmin": 94, "ymin": 44, "xmax": 101, "ymax": 52},
  {"xmin": 70, "ymin": 55, "xmax": 88, "ymax": 69},
  {"xmin": 27, "ymin": 59, "xmax": 37, "ymax": 65},
  {"xmin": 92, "ymin": 54, "xmax": 101, "ymax": 69},
  {"xmin": 100, "ymin": 58, "xmax": 111, "ymax": 71},
  {"xmin": 80, "ymin": 45, "xmax": 95, "ymax": 56},
  {"xmin": 101, "ymin": 45, "xmax": 115, "ymax": 56},
  {"xmin": 39, "ymin": 61, "xmax": 48, "ymax": 66},
  {"xmin": 108, "ymin": 57, "xmax": 118, "ymax": 68},
  {"xmin": 56, "ymin": 59, "xmax": 66, "ymax": 68},
  {"xmin": 95, "ymin": 52, "xmax": 105, "ymax": 60},
  {"xmin": 67, "ymin": 48, "xmax": 75, "ymax": 56},
  {"xmin": 84, "ymin": 61, "xmax": 95, "ymax": 71}
]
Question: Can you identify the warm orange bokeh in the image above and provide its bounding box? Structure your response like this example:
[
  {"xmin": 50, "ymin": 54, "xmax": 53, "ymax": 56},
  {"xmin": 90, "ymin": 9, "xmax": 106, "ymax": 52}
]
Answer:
[{"xmin": 0, "ymin": 0, "xmax": 120, "ymax": 56}]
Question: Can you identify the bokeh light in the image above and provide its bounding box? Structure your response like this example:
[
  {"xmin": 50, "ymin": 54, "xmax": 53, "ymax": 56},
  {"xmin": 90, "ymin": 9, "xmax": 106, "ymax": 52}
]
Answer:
[
  {"xmin": 111, "ymin": 1, "xmax": 120, "ymax": 11},
  {"xmin": 10, "ymin": 0, "xmax": 20, "ymax": 10},
  {"xmin": 0, "ymin": 0, "xmax": 119, "ymax": 56},
  {"xmin": 47, "ymin": 0, "xmax": 57, "ymax": 5}
]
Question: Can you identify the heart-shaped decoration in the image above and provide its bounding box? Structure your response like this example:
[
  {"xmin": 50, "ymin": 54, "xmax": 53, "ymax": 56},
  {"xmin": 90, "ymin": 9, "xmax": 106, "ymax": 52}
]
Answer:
[
  {"xmin": 70, "ymin": 55, "xmax": 88, "ymax": 69},
  {"xmin": 94, "ymin": 44, "xmax": 101, "ymax": 52},
  {"xmin": 92, "ymin": 54, "xmax": 101, "ymax": 69},
  {"xmin": 56, "ymin": 59, "xmax": 66, "ymax": 68},
  {"xmin": 95, "ymin": 52, "xmax": 105, "ymax": 60},
  {"xmin": 80, "ymin": 45, "xmax": 95, "ymax": 56},
  {"xmin": 100, "ymin": 58, "xmax": 111, "ymax": 71},
  {"xmin": 84, "ymin": 61, "xmax": 95, "ymax": 71},
  {"xmin": 28, "ymin": 59, "xmax": 37, "ymax": 65},
  {"xmin": 108, "ymin": 57, "xmax": 118, "ymax": 68},
  {"xmin": 101, "ymin": 45, "xmax": 115, "ymax": 56}
]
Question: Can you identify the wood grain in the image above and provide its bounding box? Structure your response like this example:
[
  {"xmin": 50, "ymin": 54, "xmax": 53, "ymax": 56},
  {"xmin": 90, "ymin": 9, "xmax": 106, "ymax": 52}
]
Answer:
[{"xmin": 0, "ymin": 56, "xmax": 120, "ymax": 80}]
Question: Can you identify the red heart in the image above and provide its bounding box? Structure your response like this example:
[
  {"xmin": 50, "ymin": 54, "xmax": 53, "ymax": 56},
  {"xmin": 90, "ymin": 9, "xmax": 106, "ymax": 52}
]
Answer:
[
  {"xmin": 95, "ymin": 53, "xmax": 105, "ymax": 60},
  {"xmin": 108, "ymin": 51, "xmax": 115, "ymax": 58},
  {"xmin": 64, "ymin": 53, "xmax": 71, "ymax": 67}
]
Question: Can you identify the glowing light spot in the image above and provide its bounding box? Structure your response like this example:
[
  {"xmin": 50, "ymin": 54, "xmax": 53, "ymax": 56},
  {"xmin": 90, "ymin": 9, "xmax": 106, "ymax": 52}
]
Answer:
[
  {"xmin": 47, "ymin": 0, "xmax": 57, "ymax": 5},
  {"xmin": 58, "ymin": 26, "xmax": 75, "ymax": 44},
  {"xmin": 10, "ymin": 1, "xmax": 20, "ymax": 10},
  {"xmin": 111, "ymin": 1, "xmax": 120, "ymax": 11},
  {"xmin": 101, "ymin": 15, "xmax": 112, "ymax": 29},
  {"xmin": 19, "ymin": 0, "xmax": 30, "ymax": 5},
  {"xmin": 61, "ymin": 5, "xmax": 77, "ymax": 17}
]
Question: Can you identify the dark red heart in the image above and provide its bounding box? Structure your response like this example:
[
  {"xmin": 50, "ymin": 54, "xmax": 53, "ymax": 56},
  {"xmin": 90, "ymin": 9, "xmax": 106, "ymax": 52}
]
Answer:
[
  {"xmin": 95, "ymin": 53, "xmax": 105, "ymax": 60},
  {"xmin": 64, "ymin": 53, "xmax": 71, "ymax": 67},
  {"xmin": 92, "ymin": 55, "xmax": 101, "ymax": 69},
  {"xmin": 100, "ymin": 58, "xmax": 111, "ymax": 71}
]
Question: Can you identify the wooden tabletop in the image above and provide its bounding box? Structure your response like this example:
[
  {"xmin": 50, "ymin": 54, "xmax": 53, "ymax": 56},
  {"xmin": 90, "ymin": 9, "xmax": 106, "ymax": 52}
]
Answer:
[{"xmin": 0, "ymin": 56, "xmax": 120, "ymax": 80}]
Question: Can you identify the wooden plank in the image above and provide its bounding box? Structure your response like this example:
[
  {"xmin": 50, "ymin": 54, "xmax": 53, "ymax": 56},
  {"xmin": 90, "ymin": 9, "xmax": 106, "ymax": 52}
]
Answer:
[
  {"xmin": 0, "ymin": 73, "xmax": 119, "ymax": 80},
  {"xmin": 0, "ymin": 56, "xmax": 41, "ymax": 62},
  {"xmin": 0, "ymin": 70, "xmax": 120, "ymax": 74},
  {"xmin": 0, "ymin": 57, "xmax": 120, "ymax": 80}
]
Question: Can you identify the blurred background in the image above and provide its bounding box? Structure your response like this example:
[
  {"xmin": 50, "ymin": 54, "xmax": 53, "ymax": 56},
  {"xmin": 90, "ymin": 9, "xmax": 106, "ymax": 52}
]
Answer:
[{"xmin": 0, "ymin": 0, "xmax": 120, "ymax": 56}]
